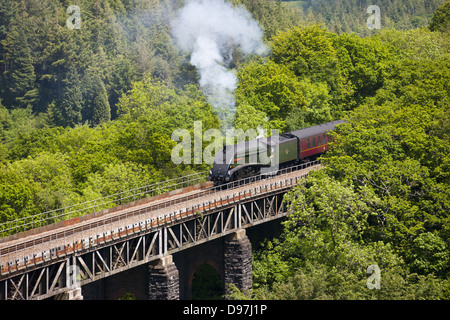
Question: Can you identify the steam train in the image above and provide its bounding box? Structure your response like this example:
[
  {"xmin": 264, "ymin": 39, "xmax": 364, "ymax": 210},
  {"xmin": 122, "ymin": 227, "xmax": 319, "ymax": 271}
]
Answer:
[{"xmin": 208, "ymin": 120, "xmax": 345, "ymax": 186}]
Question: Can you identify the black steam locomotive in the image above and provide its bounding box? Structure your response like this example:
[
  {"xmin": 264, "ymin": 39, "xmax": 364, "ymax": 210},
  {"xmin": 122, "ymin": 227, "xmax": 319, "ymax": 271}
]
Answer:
[{"xmin": 208, "ymin": 120, "xmax": 345, "ymax": 186}]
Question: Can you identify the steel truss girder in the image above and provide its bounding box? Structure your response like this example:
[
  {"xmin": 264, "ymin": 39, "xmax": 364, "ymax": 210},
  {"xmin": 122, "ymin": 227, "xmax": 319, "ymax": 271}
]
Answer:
[
  {"xmin": 0, "ymin": 230, "xmax": 164, "ymax": 300},
  {"xmin": 0, "ymin": 260, "xmax": 70, "ymax": 300},
  {"xmin": 164, "ymin": 193, "xmax": 287, "ymax": 254},
  {"xmin": 74, "ymin": 230, "xmax": 163, "ymax": 286},
  {"xmin": 0, "ymin": 181, "xmax": 297, "ymax": 300}
]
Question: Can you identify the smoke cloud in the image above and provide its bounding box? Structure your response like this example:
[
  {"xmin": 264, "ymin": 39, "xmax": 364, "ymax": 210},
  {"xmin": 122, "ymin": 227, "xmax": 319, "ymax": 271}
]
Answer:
[{"xmin": 171, "ymin": 0, "xmax": 268, "ymax": 129}]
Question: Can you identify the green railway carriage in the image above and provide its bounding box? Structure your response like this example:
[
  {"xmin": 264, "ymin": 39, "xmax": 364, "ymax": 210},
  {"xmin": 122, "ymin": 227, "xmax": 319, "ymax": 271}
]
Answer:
[{"xmin": 278, "ymin": 133, "xmax": 299, "ymax": 164}]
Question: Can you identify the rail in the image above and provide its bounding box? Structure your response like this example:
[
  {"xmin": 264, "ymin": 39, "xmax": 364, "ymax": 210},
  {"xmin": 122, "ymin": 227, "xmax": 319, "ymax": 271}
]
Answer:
[
  {"xmin": 0, "ymin": 171, "xmax": 209, "ymax": 238},
  {"xmin": 0, "ymin": 160, "xmax": 320, "ymax": 270}
]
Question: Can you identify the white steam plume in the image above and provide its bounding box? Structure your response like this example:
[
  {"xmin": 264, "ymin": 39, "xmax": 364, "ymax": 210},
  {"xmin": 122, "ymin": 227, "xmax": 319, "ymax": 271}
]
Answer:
[{"xmin": 171, "ymin": 0, "xmax": 268, "ymax": 129}]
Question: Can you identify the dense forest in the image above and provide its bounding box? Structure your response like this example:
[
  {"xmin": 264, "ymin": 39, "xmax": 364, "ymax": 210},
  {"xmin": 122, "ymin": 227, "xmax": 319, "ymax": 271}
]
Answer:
[
  {"xmin": 284, "ymin": 0, "xmax": 446, "ymax": 35},
  {"xmin": 1, "ymin": 0, "xmax": 449, "ymax": 299}
]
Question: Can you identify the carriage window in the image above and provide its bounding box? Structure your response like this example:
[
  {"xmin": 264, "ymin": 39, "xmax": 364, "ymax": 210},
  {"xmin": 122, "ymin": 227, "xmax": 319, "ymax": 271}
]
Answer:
[
  {"xmin": 307, "ymin": 139, "xmax": 310, "ymax": 149},
  {"xmin": 323, "ymin": 134, "xmax": 327, "ymax": 144},
  {"xmin": 312, "ymin": 137, "xmax": 316, "ymax": 147},
  {"xmin": 318, "ymin": 136, "xmax": 321, "ymax": 145}
]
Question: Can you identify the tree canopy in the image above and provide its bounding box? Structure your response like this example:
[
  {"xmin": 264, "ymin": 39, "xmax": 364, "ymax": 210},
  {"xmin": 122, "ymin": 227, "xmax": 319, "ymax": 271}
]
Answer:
[
  {"xmin": 0, "ymin": 0, "xmax": 449, "ymax": 300},
  {"xmin": 230, "ymin": 5, "xmax": 450, "ymax": 298}
]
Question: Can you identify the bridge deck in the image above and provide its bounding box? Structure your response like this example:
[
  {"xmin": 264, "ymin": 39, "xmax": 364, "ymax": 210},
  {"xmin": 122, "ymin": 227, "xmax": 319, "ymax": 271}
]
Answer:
[{"xmin": 0, "ymin": 162, "xmax": 320, "ymax": 278}]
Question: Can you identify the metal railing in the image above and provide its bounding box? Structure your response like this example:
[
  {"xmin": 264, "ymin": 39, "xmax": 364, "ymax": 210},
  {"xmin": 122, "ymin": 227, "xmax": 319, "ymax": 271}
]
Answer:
[
  {"xmin": 0, "ymin": 171, "xmax": 209, "ymax": 238},
  {"xmin": 0, "ymin": 160, "xmax": 321, "ymax": 269}
]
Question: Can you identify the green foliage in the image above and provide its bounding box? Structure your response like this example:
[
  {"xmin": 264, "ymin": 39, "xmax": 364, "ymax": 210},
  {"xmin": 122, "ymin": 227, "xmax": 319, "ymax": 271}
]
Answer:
[
  {"xmin": 236, "ymin": 60, "xmax": 307, "ymax": 130},
  {"xmin": 247, "ymin": 170, "xmax": 449, "ymax": 300},
  {"xmin": 230, "ymin": 6, "xmax": 450, "ymax": 299},
  {"xmin": 373, "ymin": 28, "xmax": 450, "ymax": 61},
  {"xmin": 118, "ymin": 293, "xmax": 137, "ymax": 300},
  {"xmin": 0, "ymin": 77, "xmax": 221, "ymax": 224},
  {"xmin": 234, "ymin": 103, "xmax": 270, "ymax": 133},
  {"xmin": 430, "ymin": 0, "xmax": 450, "ymax": 33},
  {"xmin": 235, "ymin": 26, "xmax": 343, "ymax": 132},
  {"xmin": 60, "ymin": 64, "xmax": 84, "ymax": 127},
  {"xmin": 116, "ymin": 75, "xmax": 220, "ymax": 168},
  {"xmin": 284, "ymin": 78, "xmax": 333, "ymax": 131},
  {"xmin": 285, "ymin": 0, "xmax": 446, "ymax": 36},
  {"xmin": 88, "ymin": 73, "xmax": 111, "ymax": 126},
  {"xmin": 0, "ymin": 177, "xmax": 37, "ymax": 223},
  {"xmin": 0, "ymin": 0, "xmax": 449, "ymax": 300},
  {"xmin": 235, "ymin": 24, "xmax": 395, "ymax": 131},
  {"xmin": 410, "ymin": 232, "xmax": 449, "ymax": 276},
  {"xmin": 333, "ymin": 33, "xmax": 390, "ymax": 106},
  {"xmin": 233, "ymin": 0, "xmax": 301, "ymax": 40},
  {"xmin": 1, "ymin": 5, "xmax": 38, "ymax": 108},
  {"xmin": 82, "ymin": 161, "xmax": 161, "ymax": 198},
  {"xmin": 272, "ymin": 25, "xmax": 341, "ymax": 87},
  {"xmin": 0, "ymin": 0, "xmax": 189, "ymax": 126}
]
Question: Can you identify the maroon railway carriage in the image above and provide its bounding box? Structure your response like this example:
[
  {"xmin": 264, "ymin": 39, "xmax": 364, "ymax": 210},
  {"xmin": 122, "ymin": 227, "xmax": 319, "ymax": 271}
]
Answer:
[{"xmin": 290, "ymin": 120, "xmax": 346, "ymax": 160}]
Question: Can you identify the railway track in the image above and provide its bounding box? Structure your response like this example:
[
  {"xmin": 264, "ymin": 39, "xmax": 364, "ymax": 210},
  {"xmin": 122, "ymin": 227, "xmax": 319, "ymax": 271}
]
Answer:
[
  {"xmin": 0, "ymin": 161, "xmax": 321, "ymax": 274},
  {"xmin": 0, "ymin": 183, "xmax": 212, "ymax": 257}
]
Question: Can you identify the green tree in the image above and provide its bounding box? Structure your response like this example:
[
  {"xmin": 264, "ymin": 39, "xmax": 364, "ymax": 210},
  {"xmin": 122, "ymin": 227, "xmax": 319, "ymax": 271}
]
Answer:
[
  {"xmin": 244, "ymin": 171, "xmax": 447, "ymax": 300},
  {"xmin": 60, "ymin": 64, "xmax": 84, "ymax": 127},
  {"xmin": 233, "ymin": 0, "xmax": 301, "ymax": 40},
  {"xmin": 1, "ymin": 10, "xmax": 38, "ymax": 108},
  {"xmin": 107, "ymin": 55, "xmax": 138, "ymax": 119},
  {"xmin": 91, "ymin": 76, "xmax": 111, "ymax": 126},
  {"xmin": 271, "ymin": 25, "xmax": 342, "ymax": 88},
  {"xmin": 234, "ymin": 103, "xmax": 270, "ymax": 132},
  {"xmin": 8, "ymin": 152, "xmax": 78, "ymax": 212},
  {"xmin": 271, "ymin": 25, "xmax": 352, "ymax": 113},
  {"xmin": 0, "ymin": 181, "xmax": 36, "ymax": 223},
  {"xmin": 333, "ymin": 33, "xmax": 390, "ymax": 106},
  {"xmin": 82, "ymin": 162, "xmax": 163, "ymax": 198},
  {"xmin": 116, "ymin": 75, "xmax": 220, "ymax": 174},
  {"xmin": 284, "ymin": 78, "xmax": 333, "ymax": 131},
  {"xmin": 289, "ymin": 0, "xmax": 445, "ymax": 35},
  {"xmin": 0, "ymin": 0, "xmax": 16, "ymax": 99},
  {"xmin": 234, "ymin": 21, "xmax": 450, "ymax": 299},
  {"xmin": 410, "ymin": 232, "xmax": 449, "ymax": 276},
  {"xmin": 430, "ymin": 0, "xmax": 450, "ymax": 33},
  {"xmin": 83, "ymin": 72, "xmax": 111, "ymax": 126},
  {"xmin": 236, "ymin": 60, "xmax": 307, "ymax": 131}
]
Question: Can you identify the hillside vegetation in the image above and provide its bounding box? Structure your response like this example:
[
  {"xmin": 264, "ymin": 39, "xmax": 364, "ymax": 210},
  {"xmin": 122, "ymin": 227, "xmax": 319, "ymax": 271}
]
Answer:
[
  {"xmin": 0, "ymin": 0, "xmax": 449, "ymax": 299},
  {"xmin": 284, "ymin": 0, "xmax": 446, "ymax": 36}
]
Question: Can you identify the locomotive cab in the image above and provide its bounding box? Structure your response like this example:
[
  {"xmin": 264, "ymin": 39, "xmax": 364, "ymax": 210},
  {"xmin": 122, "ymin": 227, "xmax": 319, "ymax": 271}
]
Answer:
[
  {"xmin": 208, "ymin": 146, "xmax": 234, "ymax": 185},
  {"xmin": 208, "ymin": 138, "xmax": 274, "ymax": 186}
]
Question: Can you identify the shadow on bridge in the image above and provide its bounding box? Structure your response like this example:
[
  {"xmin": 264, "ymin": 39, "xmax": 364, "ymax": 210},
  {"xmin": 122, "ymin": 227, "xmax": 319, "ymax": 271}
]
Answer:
[{"xmin": 78, "ymin": 219, "xmax": 283, "ymax": 300}]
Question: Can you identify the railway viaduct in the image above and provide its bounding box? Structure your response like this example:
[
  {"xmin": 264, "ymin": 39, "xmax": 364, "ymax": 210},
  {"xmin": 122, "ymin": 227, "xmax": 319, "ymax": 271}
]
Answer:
[{"xmin": 0, "ymin": 162, "xmax": 320, "ymax": 300}]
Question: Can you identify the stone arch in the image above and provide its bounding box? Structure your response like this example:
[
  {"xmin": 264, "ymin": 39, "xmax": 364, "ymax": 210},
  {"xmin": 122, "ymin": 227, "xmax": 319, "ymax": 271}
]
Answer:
[
  {"xmin": 173, "ymin": 236, "xmax": 225, "ymax": 299},
  {"xmin": 190, "ymin": 262, "xmax": 224, "ymax": 300}
]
